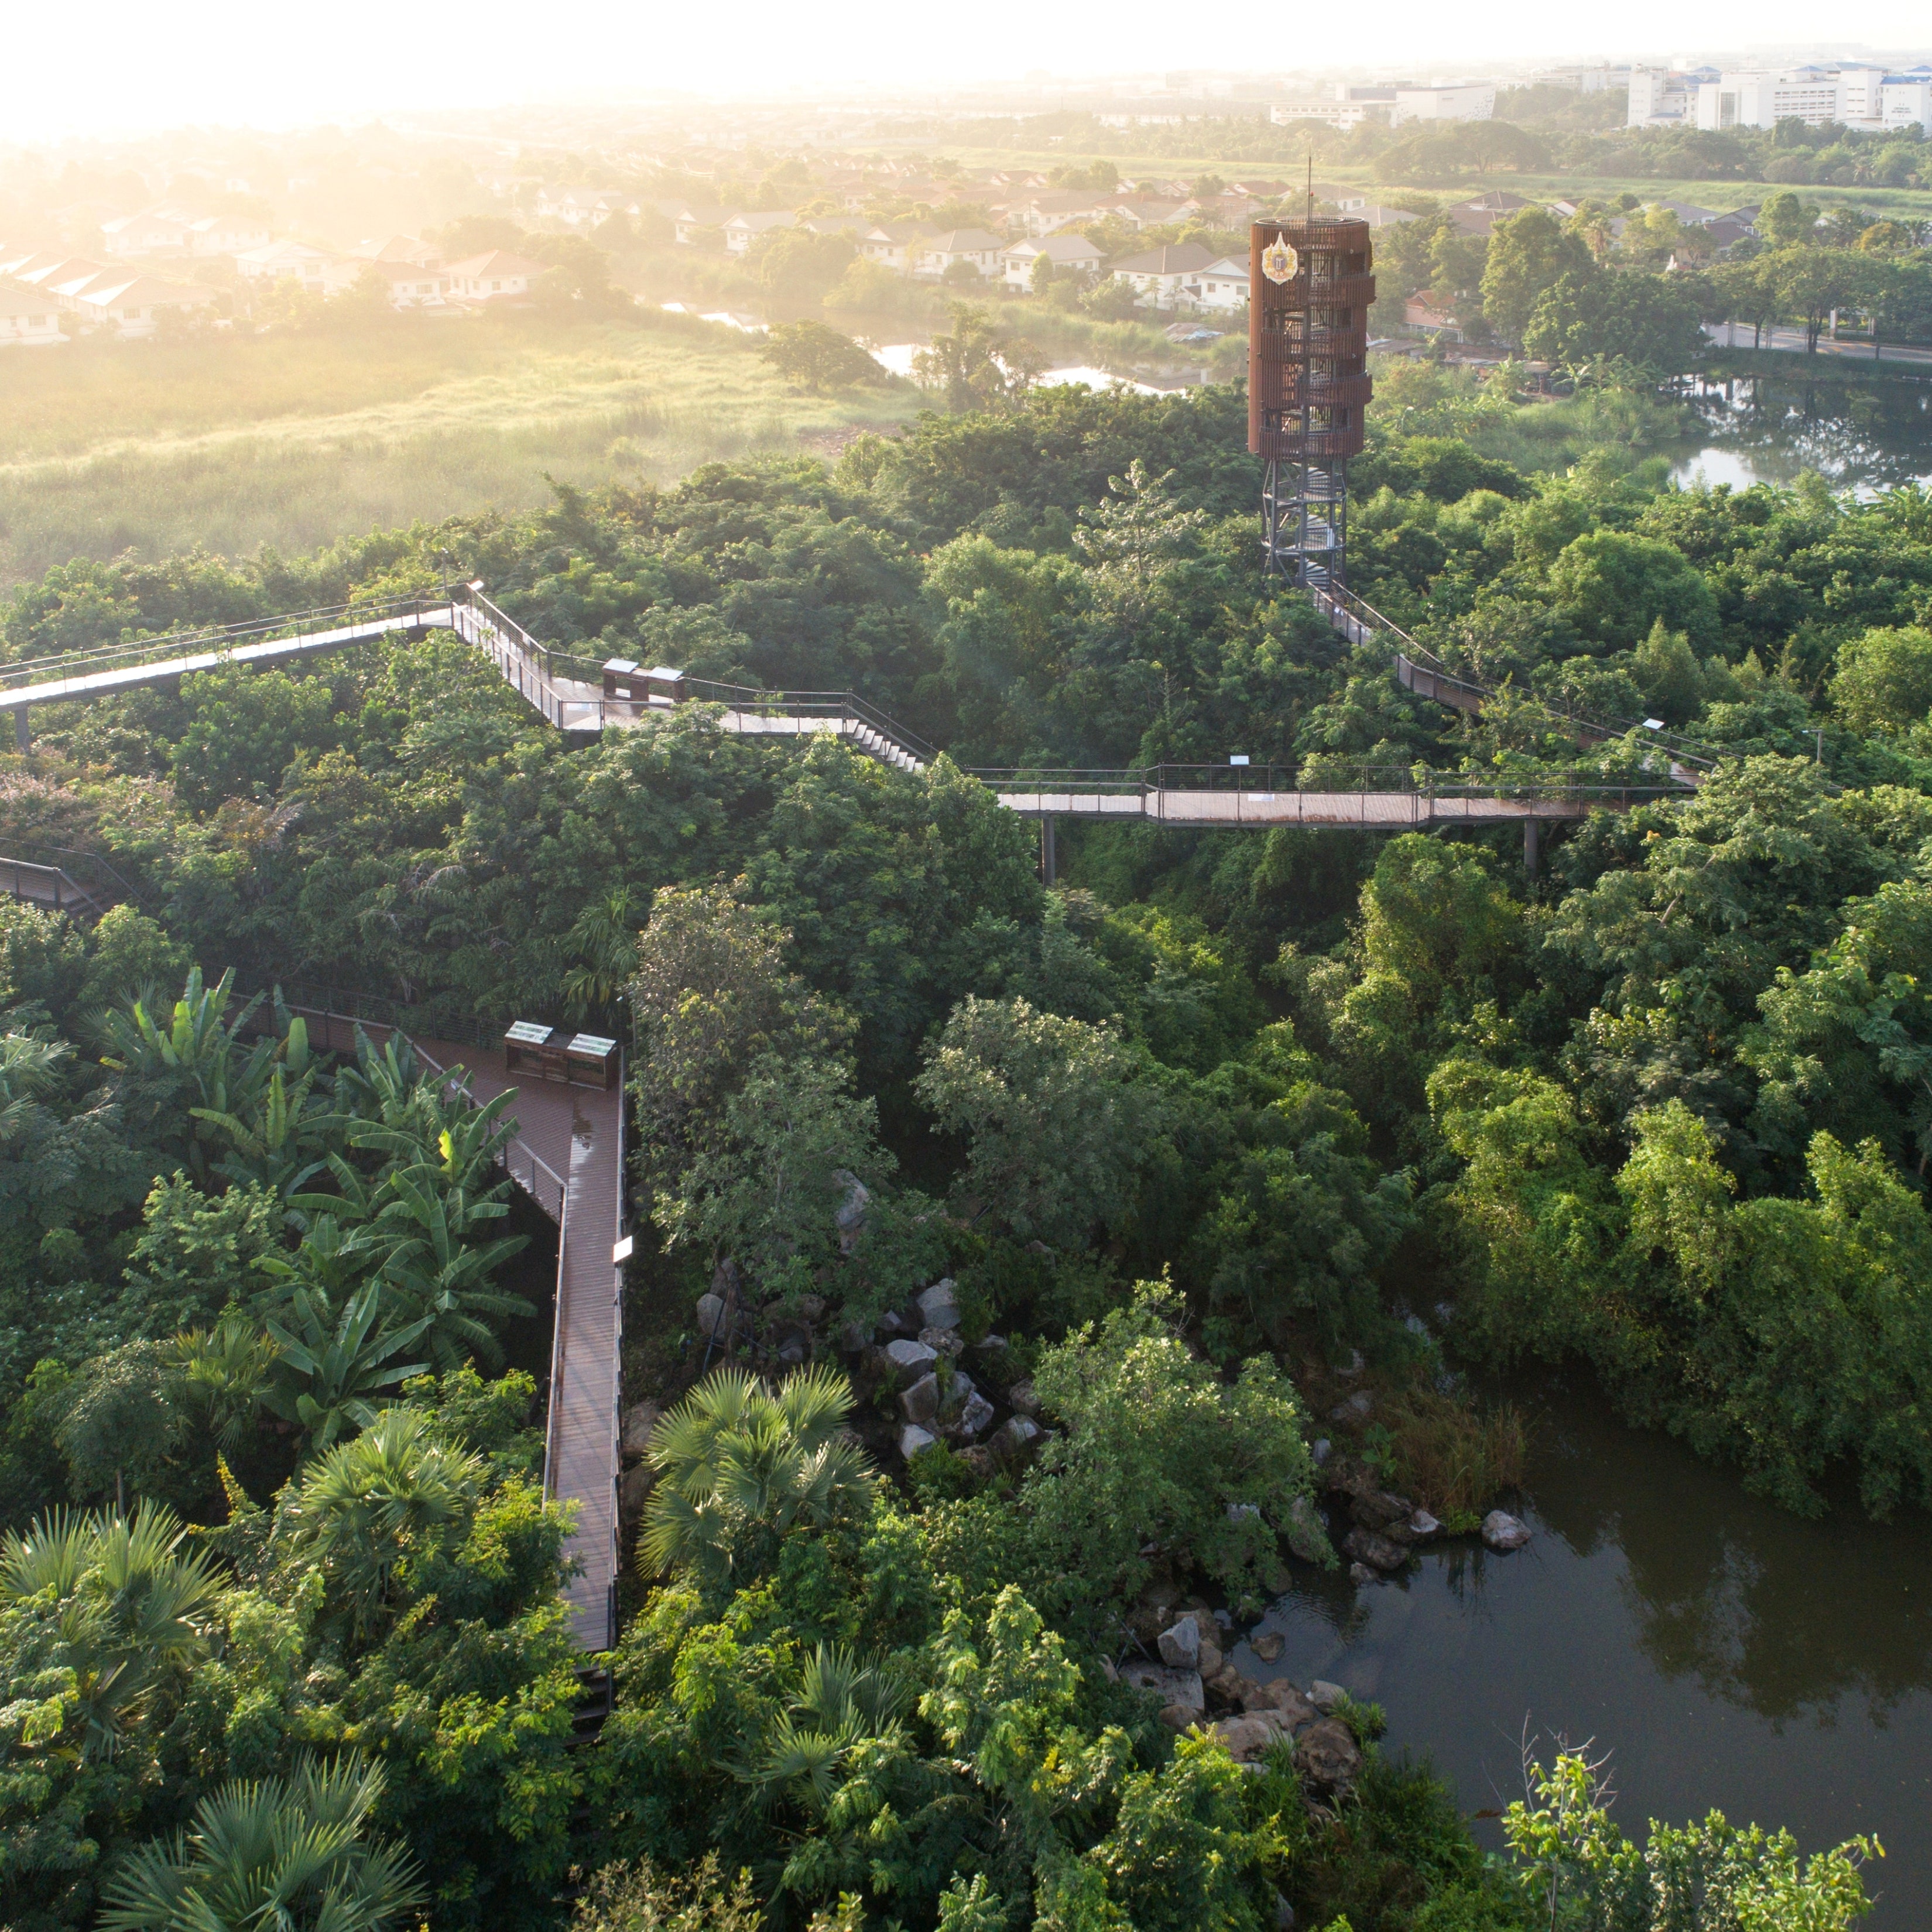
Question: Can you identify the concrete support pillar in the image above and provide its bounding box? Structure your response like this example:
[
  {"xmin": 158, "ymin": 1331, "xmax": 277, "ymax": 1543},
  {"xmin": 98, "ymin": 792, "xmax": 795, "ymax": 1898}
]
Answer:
[
  {"xmin": 1523, "ymin": 817, "xmax": 1541, "ymax": 882},
  {"xmin": 13, "ymin": 709, "xmax": 29, "ymax": 753},
  {"xmin": 1040, "ymin": 815, "xmax": 1057, "ymax": 888}
]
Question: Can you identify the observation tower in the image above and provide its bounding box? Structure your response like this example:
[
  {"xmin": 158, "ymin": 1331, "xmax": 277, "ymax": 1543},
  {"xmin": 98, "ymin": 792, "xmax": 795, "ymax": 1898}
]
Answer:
[{"xmin": 1248, "ymin": 217, "xmax": 1374, "ymax": 586}]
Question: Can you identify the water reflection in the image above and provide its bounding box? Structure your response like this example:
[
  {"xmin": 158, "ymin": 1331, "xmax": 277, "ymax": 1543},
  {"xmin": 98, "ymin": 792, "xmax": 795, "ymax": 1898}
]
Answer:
[
  {"xmin": 1673, "ymin": 373, "xmax": 1932, "ymax": 495},
  {"xmin": 1235, "ymin": 1375, "xmax": 1932, "ymax": 1922}
]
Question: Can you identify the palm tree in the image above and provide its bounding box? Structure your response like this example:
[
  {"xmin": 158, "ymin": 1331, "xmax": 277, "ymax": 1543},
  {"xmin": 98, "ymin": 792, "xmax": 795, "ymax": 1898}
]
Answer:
[
  {"xmin": 746, "ymin": 1643, "xmax": 911, "ymax": 1815},
  {"xmin": 560, "ymin": 886, "xmax": 639, "ymax": 1025},
  {"xmin": 0, "ymin": 1033, "xmax": 68, "ymax": 1147},
  {"xmin": 261, "ymin": 1284, "xmax": 431, "ymax": 1454},
  {"xmin": 280, "ymin": 1408, "xmax": 484, "ymax": 1635},
  {"xmin": 168, "ymin": 1315, "xmax": 281, "ymax": 1460},
  {"xmin": 98, "ymin": 1757, "xmax": 423, "ymax": 1932},
  {"xmin": 0, "ymin": 1502, "xmax": 222, "ymax": 1759},
  {"xmin": 642, "ymin": 1365, "xmax": 872, "ymax": 1592}
]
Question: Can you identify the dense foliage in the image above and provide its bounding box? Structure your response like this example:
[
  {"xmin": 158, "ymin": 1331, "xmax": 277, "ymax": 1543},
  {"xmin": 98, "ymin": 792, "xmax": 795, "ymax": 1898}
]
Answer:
[{"xmin": 2, "ymin": 372, "xmax": 1919, "ymax": 1929}]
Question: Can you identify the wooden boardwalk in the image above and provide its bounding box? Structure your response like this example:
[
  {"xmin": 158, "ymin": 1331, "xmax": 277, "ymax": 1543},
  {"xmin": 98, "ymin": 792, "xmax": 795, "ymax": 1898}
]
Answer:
[
  {"xmin": 224, "ymin": 1005, "xmax": 628, "ymax": 1655},
  {"xmin": 377, "ymin": 1027, "xmax": 626, "ymax": 1654}
]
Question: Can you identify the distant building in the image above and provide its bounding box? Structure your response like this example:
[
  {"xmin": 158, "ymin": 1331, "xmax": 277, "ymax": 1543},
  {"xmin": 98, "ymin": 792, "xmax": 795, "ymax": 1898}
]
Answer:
[
  {"xmin": 1183, "ymin": 256, "xmax": 1249, "ymax": 311},
  {"xmin": 0, "ymin": 283, "xmax": 64, "ymax": 347},
  {"xmin": 1000, "ymin": 232, "xmax": 1104, "ymax": 287},
  {"xmin": 536, "ymin": 187, "xmax": 640, "ymax": 229},
  {"xmin": 69, "ymin": 272, "xmax": 217, "ymax": 338},
  {"xmin": 1881, "ymin": 70, "xmax": 1932, "ymax": 133},
  {"xmin": 721, "ymin": 211, "xmax": 796, "ymax": 255},
  {"xmin": 1391, "ymin": 81, "xmax": 1496, "ymax": 125},
  {"xmin": 1442, "ymin": 190, "xmax": 1533, "ymax": 238},
  {"xmin": 443, "ymin": 250, "xmax": 549, "ymax": 303},
  {"xmin": 1627, "ymin": 67, "xmax": 1695, "ymax": 127},
  {"xmin": 1693, "ymin": 64, "xmax": 1897, "ymax": 131},
  {"xmin": 1404, "ymin": 293, "xmax": 1462, "ymax": 338},
  {"xmin": 1109, "ymin": 241, "xmax": 1217, "ymax": 310},
  {"xmin": 234, "ymin": 239, "xmax": 335, "ymax": 294},
  {"xmin": 914, "ymin": 229, "xmax": 1003, "ymax": 280},
  {"xmin": 100, "ymin": 210, "xmax": 193, "ymax": 258},
  {"xmin": 859, "ymin": 222, "xmax": 936, "ymax": 270}
]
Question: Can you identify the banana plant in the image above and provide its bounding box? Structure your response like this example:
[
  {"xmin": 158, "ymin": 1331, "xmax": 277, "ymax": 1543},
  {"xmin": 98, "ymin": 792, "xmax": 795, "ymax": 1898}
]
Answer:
[
  {"xmin": 191, "ymin": 1060, "xmax": 353, "ymax": 1200},
  {"xmin": 372, "ymin": 1170, "xmax": 530, "ymax": 1372},
  {"xmin": 350, "ymin": 1083, "xmax": 521, "ymax": 1199},
  {"xmin": 261, "ymin": 1283, "xmax": 431, "ymax": 1455}
]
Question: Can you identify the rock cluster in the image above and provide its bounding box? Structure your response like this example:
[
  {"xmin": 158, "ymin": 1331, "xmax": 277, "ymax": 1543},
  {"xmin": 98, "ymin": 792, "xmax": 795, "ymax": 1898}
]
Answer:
[
  {"xmin": 1121, "ymin": 1612, "xmax": 1364, "ymax": 1791},
  {"xmin": 1317, "ymin": 1455, "xmax": 1454, "ymax": 1580}
]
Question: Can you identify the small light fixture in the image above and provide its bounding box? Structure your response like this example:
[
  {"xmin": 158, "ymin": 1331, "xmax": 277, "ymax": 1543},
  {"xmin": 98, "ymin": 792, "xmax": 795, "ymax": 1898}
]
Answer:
[
  {"xmin": 1642, "ymin": 718, "xmax": 1665, "ymax": 731},
  {"xmin": 1229, "ymin": 754, "xmax": 1251, "ymax": 766}
]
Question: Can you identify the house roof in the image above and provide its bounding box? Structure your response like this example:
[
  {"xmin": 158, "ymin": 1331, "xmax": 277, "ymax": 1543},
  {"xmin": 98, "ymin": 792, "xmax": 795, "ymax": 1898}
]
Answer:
[
  {"xmin": 443, "ymin": 251, "xmax": 550, "ymax": 279},
  {"xmin": 1112, "ymin": 242, "xmax": 1217, "ymax": 275},
  {"xmin": 1002, "ymin": 234, "xmax": 1104, "ymax": 262},
  {"xmin": 924, "ymin": 229, "xmax": 1002, "ymax": 251},
  {"xmin": 76, "ymin": 274, "xmax": 215, "ymax": 307},
  {"xmin": 17, "ymin": 255, "xmax": 105, "ymax": 287},
  {"xmin": 0, "ymin": 280, "xmax": 58, "ymax": 318},
  {"xmin": 864, "ymin": 221, "xmax": 936, "ymax": 242},
  {"xmin": 722, "ymin": 211, "xmax": 795, "ymax": 232},
  {"xmin": 1195, "ymin": 256, "xmax": 1248, "ymax": 279},
  {"xmin": 236, "ymin": 239, "xmax": 331, "ymax": 265}
]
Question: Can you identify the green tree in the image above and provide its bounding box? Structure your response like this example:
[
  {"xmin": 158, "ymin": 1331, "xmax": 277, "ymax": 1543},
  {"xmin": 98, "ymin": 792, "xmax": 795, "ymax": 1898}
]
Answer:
[
  {"xmin": 1522, "ymin": 267, "xmax": 1705, "ymax": 374},
  {"xmin": 1479, "ymin": 207, "xmax": 1595, "ymax": 345},
  {"xmin": 1830, "ymin": 624, "xmax": 1932, "ymax": 734},
  {"xmin": 760, "ymin": 321, "xmax": 885, "ymax": 394},
  {"xmin": 915, "ymin": 995, "xmax": 1166, "ymax": 1248},
  {"xmin": 1546, "ymin": 529, "xmax": 1721, "ymax": 650},
  {"xmin": 1758, "ymin": 189, "xmax": 1821, "ymax": 248}
]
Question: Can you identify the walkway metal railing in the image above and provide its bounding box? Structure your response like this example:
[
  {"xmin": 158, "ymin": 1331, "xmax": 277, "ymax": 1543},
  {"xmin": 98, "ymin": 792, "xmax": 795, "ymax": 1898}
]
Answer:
[
  {"xmin": 1310, "ymin": 584, "xmax": 1717, "ymax": 774},
  {"xmin": 972, "ymin": 763, "xmax": 1686, "ymax": 810},
  {"xmin": 0, "ymin": 595, "xmax": 448, "ymax": 696}
]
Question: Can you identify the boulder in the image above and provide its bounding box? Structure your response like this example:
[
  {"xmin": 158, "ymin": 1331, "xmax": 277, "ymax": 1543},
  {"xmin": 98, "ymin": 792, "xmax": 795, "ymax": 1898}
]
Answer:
[
  {"xmin": 899, "ymin": 1373, "xmax": 940, "ymax": 1425},
  {"xmin": 878, "ymin": 1307, "xmax": 912, "ymax": 1337},
  {"xmin": 1250, "ymin": 1631, "xmax": 1284, "ymax": 1664},
  {"xmin": 919, "ymin": 1325, "xmax": 965, "ymax": 1357},
  {"xmin": 899, "ymin": 1424, "xmax": 936, "ymax": 1459},
  {"xmin": 885, "ymin": 1338, "xmax": 940, "ymax": 1381},
  {"xmin": 618, "ymin": 1460, "xmax": 656, "ymax": 1523},
  {"xmin": 1158, "ymin": 1704, "xmax": 1198, "ymax": 1733},
  {"xmin": 990, "ymin": 1415, "xmax": 1042, "ymax": 1467},
  {"xmin": 1249, "ymin": 1681, "xmax": 1319, "ymax": 1731},
  {"xmin": 1158, "ymin": 1618, "xmax": 1201, "ymax": 1669},
  {"xmin": 1408, "ymin": 1510, "xmax": 1441, "ymax": 1540},
  {"xmin": 1482, "ymin": 1510, "xmax": 1533, "ymax": 1552},
  {"xmin": 950, "ymin": 1388, "xmax": 997, "ymax": 1441},
  {"xmin": 1211, "ymin": 1712, "xmax": 1290, "ymax": 1762},
  {"xmin": 1309, "ymin": 1681, "xmax": 1346, "ymax": 1712},
  {"xmin": 1311, "ymin": 1437, "xmax": 1331, "ymax": 1465},
  {"xmin": 1328, "ymin": 1391, "xmax": 1373, "ymax": 1424},
  {"xmin": 917, "ymin": 1278, "xmax": 961, "ymax": 1331},
  {"xmin": 1342, "ymin": 1527, "xmax": 1408, "ymax": 1573},
  {"xmin": 1118, "ymin": 1662, "xmax": 1204, "ymax": 1713},
  {"xmin": 1207, "ymin": 1665, "xmax": 1259, "ymax": 1707},
  {"xmin": 1348, "ymin": 1563, "xmax": 1377, "ymax": 1587},
  {"xmin": 1275, "ymin": 1890, "xmax": 1296, "ymax": 1930},
  {"xmin": 769, "ymin": 1321, "xmax": 811, "ymax": 1366},
  {"xmin": 840, "ymin": 1320, "xmax": 872, "ymax": 1354},
  {"xmin": 619, "ymin": 1400, "xmax": 661, "ymax": 1460},
  {"xmin": 799, "ymin": 1294, "xmax": 828, "ymax": 1323},
  {"xmin": 694, "ymin": 1293, "xmax": 728, "ymax": 1341},
  {"xmin": 1295, "ymin": 1717, "xmax": 1362, "ymax": 1791},
  {"xmin": 834, "ymin": 1171, "xmax": 871, "ymax": 1252},
  {"xmin": 1285, "ymin": 1493, "xmax": 1332, "ymax": 1566},
  {"xmin": 1226, "ymin": 1501, "xmax": 1261, "ymax": 1525},
  {"xmin": 1198, "ymin": 1636, "xmax": 1224, "ymax": 1678},
  {"xmin": 1008, "ymin": 1380, "xmax": 1042, "ymax": 1419},
  {"xmin": 958, "ymin": 1445, "xmax": 996, "ymax": 1481},
  {"xmin": 1350, "ymin": 1489, "xmax": 1415, "ymax": 1532}
]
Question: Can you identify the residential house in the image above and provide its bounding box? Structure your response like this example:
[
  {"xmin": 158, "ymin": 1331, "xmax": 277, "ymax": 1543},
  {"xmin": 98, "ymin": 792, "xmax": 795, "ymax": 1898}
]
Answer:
[
  {"xmin": 859, "ymin": 222, "xmax": 936, "ymax": 270},
  {"xmin": 660, "ymin": 201, "xmax": 729, "ymax": 245},
  {"xmin": 184, "ymin": 212, "xmax": 272, "ymax": 258},
  {"xmin": 443, "ymin": 251, "xmax": 549, "ymax": 303},
  {"xmin": 1000, "ymin": 232, "xmax": 1104, "ymax": 287},
  {"xmin": 1183, "ymin": 256, "xmax": 1249, "ymax": 311},
  {"xmin": 9, "ymin": 254, "xmax": 107, "ymax": 294},
  {"xmin": 722, "ymin": 211, "xmax": 795, "ymax": 255},
  {"xmin": 1109, "ymin": 242, "xmax": 1217, "ymax": 310},
  {"xmin": 1443, "ymin": 191, "xmax": 1532, "ymax": 238},
  {"xmin": 101, "ymin": 210, "xmax": 193, "ymax": 258},
  {"xmin": 914, "ymin": 229, "xmax": 1002, "ymax": 280},
  {"xmin": 234, "ymin": 239, "xmax": 335, "ymax": 293},
  {"xmin": 355, "ymin": 258, "xmax": 449, "ymax": 308},
  {"xmin": 1404, "ymin": 293, "xmax": 1462, "ymax": 338},
  {"xmin": 68, "ymin": 272, "xmax": 217, "ymax": 338},
  {"xmin": 1013, "ymin": 190, "xmax": 1113, "ymax": 237},
  {"xmin": 799, "ymin": 215, "xmax": 867, "ymax": 239},
  {"xmin": 536, "ymin": 186, "xmax": 642, "ymax": 229},
  {"xmin": 0, "ymin": 283, "xmax": 64, "ymax": 347},
  {"xmin": 1359, "ymin": 204, "xmax": 1420, "ymax": 230}
]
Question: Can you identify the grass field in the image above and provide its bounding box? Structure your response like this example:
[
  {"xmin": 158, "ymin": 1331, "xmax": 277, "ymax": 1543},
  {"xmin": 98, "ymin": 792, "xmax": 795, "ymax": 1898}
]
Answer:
[{"xmin": 0, "ymin": 313, "xmax": 920, "ymax": 586}]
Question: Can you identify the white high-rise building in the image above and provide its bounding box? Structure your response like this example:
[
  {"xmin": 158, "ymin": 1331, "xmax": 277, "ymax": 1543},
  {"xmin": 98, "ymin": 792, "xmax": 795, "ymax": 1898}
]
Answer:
[
  {"xmin": 1692, "ymin": 64, "xmax": 1903, "ymax": 131},
  {"xmin": 1881, "ymin": 71, "xmax": 1932, "ymax": 133},
  {"xmin": 1627, "ymin": 67, "xmax": 1690, "ymax": 126},
  {"xmin": 1389, "ymin": 81, "xmax": 1496, "ymax": 125}
]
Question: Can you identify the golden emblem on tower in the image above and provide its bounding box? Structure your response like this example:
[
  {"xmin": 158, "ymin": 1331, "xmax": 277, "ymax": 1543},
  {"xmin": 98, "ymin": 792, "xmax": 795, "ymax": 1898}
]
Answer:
[{"xmin": 1261, "ymin": 238, "xmax": 1299, "ymax": 283}]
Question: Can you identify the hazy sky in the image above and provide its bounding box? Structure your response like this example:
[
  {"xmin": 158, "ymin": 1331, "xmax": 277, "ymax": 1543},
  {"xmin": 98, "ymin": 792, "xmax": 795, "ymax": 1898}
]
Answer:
[{"xmin": 12, "ymin": 0, "xmax": 1932, "ymax": 141}]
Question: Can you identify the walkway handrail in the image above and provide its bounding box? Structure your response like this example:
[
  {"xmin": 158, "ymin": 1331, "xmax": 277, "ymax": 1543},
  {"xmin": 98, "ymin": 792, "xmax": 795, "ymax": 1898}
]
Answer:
[
  {"xmin": 0, "ymin": 595, "xmax": 447, "ymax": 694},
  {"xmin": 680, "ymin": 676, "xmax": 938, "ymax": 765},
  {"xmin": 1311, "ymin": 584, "xmax": 1718, "ymax": 772},
  {"xmin": 971, "ymin": 763, "xmax": 1686, "ymax": 806},
  {"xmin": 0, "ymin": 842, "xmax": 160, "ymax": 915}
]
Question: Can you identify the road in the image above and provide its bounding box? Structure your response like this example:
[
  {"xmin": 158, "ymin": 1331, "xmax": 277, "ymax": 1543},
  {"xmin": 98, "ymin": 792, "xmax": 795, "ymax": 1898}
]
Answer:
[{"xmin": 1703, "ymin": 320, "xmax": 1932, "ymax": 368}]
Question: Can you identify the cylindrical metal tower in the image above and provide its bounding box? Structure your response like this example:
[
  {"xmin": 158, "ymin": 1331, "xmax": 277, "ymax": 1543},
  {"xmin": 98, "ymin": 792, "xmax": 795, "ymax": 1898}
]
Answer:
[{"xmin": 1248, "ymin": 218, "xmax": 1374, "ymax": 587}]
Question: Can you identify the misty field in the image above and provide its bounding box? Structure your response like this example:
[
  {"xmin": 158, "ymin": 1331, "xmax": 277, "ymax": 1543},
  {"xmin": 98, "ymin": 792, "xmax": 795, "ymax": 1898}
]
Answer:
[{"xmin": 0, "ymin": 314, "xmax": 920, "ymax": 585}]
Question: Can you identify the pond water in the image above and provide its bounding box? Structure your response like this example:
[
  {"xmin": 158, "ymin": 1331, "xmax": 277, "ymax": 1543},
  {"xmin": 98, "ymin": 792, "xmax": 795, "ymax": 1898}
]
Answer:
[
  {"xmin": 1672, "ymin": 372, "xmax": 1932, "ymax": 496},
  {"xmin": 1234, "ymin": 1375, "xmax": 1932, "ymax": 1924}
]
